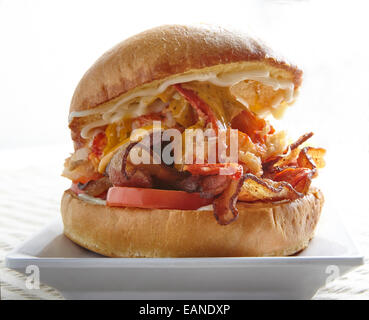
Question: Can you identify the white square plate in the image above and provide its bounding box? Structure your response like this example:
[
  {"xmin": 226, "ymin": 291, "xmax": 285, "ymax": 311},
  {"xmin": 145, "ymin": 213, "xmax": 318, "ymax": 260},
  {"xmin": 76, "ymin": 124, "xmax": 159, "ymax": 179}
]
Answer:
[{"xmin": 5, "ymin": 209, "xmax": 363, "ymax": 300}]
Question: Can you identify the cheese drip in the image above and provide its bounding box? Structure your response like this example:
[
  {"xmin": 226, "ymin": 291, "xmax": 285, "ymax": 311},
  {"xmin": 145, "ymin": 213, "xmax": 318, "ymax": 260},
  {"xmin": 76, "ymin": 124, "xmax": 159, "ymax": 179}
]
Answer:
[{"xmin": 69, "ymin": 70, "xmax": 295, "ymax": 139}]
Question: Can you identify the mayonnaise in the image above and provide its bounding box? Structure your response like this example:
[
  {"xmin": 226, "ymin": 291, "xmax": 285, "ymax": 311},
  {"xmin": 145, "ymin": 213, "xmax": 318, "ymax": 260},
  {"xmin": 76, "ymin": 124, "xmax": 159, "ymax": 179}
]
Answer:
[
  {"xmin": 78, "ymin": 193, "xmax": 107, "ymax": 206},
  {"xmin": 197, "ymin": 204, "xmax": 214, "ymax": 211}
]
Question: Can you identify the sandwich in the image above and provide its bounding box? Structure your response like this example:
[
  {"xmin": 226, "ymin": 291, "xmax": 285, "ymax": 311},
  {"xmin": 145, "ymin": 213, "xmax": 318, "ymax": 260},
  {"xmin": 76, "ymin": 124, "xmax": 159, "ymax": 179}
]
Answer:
[{"xmin": 61, "ymin": 24, "xmax": 325, "ymax": 257}]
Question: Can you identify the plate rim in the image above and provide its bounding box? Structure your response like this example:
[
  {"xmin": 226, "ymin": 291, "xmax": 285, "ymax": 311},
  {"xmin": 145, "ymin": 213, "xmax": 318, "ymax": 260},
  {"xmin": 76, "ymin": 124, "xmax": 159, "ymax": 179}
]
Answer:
[{"xmin": 5, "ymin": 217, "xmax": 364, "ymax": 270}]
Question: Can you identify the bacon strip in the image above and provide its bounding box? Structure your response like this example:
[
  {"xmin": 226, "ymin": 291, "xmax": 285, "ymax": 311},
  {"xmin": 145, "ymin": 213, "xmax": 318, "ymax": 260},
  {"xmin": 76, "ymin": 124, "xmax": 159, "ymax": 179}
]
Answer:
[
  {"xmin": 213, "ymin": 175, "xmax": 245, "ymax": 225},
  {"xmin": 263, "ymin": 132, "xmax": 314, "ymax": 171},
  {"xmin": 91, "ymin": 131, "xmax": 107, "ymax": 157},
  {"xmin": 109, "ymin": 132, "xmax": 186, "ymax": 188},
  {"xmin": 175, "ymin": 175, "xmax": 201, "ymax": 193},
  {"xmin": 290, "ymin": 132, "xmax": 314, "ymax": 150},
  {"xmin": 239, "ymin": 173, "xmax": 303, "ymax": 202},
  {"xmin": 199, "ymin": 175, "xmax": 231, "ymax": 199},
  {"xmin": 121, "ymin": 132, "xmax": 162, "ymax": 178},
  {"xmin": 231, "ymin": 109, "xmax": 268, "ymax": 144},
  {"xmin": 173, "ymin": 84, "xmax": 226, "ymax": 133},
  {"xmin": 121, "ymin": 140, "xmax": 141, "ymax": 179},
  {"xmin": 184, "ymin": 163, "xmax": 243, "ymax": 179},
  {"xmin": 77, "ymin": 176, "xmax": 112, "ymax": 197},
  {"xmin": 297, "ymin": 146, "xmax": 326, "ymax": 170},
  {"xmin": 183, "ymin": 163, "xmax": 245, "ymax": 225},
  {"xmin": 273, "ymin": 167, "xmax": 314, "ymax": 194}
]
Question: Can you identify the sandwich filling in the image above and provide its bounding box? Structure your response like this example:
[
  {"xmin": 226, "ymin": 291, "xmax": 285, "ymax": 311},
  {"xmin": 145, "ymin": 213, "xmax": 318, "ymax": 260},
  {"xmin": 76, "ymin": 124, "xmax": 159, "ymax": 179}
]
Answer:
[{"xmin": 64, "ymin": 73, "xmax": 325, "ymax": 225}]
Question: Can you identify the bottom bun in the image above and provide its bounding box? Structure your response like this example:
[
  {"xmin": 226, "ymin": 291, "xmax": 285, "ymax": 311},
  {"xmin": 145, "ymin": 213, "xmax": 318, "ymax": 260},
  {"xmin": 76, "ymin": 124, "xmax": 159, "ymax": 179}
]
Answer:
[{"xmin": 61, "ymin": 188, "xmax": 324, "ymax": 257}]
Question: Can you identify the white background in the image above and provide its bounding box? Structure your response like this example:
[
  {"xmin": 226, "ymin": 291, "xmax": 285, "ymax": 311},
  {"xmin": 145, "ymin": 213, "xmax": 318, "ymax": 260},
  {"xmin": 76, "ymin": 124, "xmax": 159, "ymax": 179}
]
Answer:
[
  {"xmin": 0, "ymin": 0, "xmax": 367, "ymax": 147},
  {"xmin": 0, "ymin": 0, "xmax": 368, "ymax": 299},
  {"xmin": 1, "ymin": 0, "xmax": 368, "ymax": 221}
]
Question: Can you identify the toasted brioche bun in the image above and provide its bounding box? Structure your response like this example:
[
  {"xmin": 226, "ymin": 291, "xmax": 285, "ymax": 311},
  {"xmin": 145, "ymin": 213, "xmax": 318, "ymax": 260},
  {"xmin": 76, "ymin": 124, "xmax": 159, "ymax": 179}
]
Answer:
[
  {"xmin": 61, "ymin": 188, "xmax": 323, "ymax": 257},
  {"xmin": 69, "ymin": 24, "xmax": 302, "ymax": 147},
  {"xmin": 63, "ymin": 25, "xmax": 318, "ymax": 258}
]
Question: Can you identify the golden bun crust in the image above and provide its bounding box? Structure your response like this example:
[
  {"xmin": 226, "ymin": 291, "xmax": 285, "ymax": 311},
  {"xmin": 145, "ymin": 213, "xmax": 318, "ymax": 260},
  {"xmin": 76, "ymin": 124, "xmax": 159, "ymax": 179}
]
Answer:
[
  {"xmin": 70, "ymin": 24, "xmax": 302, "ymax": 114},
  {"xmin": 61, "ymin": 188, "xmax": 323, "ymax": 257}
]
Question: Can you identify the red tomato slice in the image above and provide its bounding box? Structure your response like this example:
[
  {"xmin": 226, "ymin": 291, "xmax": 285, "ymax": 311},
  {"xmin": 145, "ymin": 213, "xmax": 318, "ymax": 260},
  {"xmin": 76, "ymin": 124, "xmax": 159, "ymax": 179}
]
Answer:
[{"xmin": 107, "ymin": 187, "xmax": 213, "ymax": 210}]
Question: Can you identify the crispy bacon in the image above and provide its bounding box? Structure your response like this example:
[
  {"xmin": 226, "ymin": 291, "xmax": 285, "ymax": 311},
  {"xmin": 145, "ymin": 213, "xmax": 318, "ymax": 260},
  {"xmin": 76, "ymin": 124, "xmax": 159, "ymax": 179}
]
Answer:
[
  {"xmin": 182, "ymin": 163, "xmax": 245, "ymax": 224},
  {"xmin": 263, "ymin": 146, "xmax": 325, "ymax": 194},
  {"xmin": 77, "ymin": 176, "xmax": 112, "ymax": 197},
  {"xmin": 297, "ymin": 146, "xmax": 326, "ymax": 171},
  {"xmin": 66, "ymin": 76, "xmax": 327, "ymax": 227},
  {"xmin": 269, "ymin": 146, "xmax": 325, "ymax": 193},
  {"xmin": 175, "ymin": 175, "xmax": 201, "ymax": 193},
  {"xmin": 213, "ymin": 175, "xmax": 245, "ymax": 225},
  {"xmin": 290, "ymin": 132, "xmax": 314, "ymax": 150},
  {"xmin": 199, "ymin": 175, "xmax": 231, "ymax": 199},
  {"xmin": 183, "ymin": 163, "xmax": 243, "ymax": 179},
  {"xmin": 231, "ymin": 109, "xmax": 268, "ymax": 144},
  {"xmin": 238, "ymin": 173, "xmax": 303, "ymax": 202},
  {"xmin": 109, "ymin": 167, "xmax": 153, "ymax": 188},
  {"xmin": 175, "ymin": 174, "xmax": 232, "ymax": 200},
  {"xmin": 273, "ymin": 167, "xmax": 314, "ymax": 194},
  {"xmin": 173, "ymin": 84, "xmax": 226, "ymax": 133},
  {"xmin": 262, "ymin": 132, "xmax": 315, "ymax": 172},
  {"xmin": 108, "ymin": 132, "xmax": 186, "ymax": 188},
  {"xmin": 108, "ymin": 138, "xmax": 153, "ymax": 187},
  {"xmin": 121, "ymin": 140, "xmax": 141, "ymax": 179},
  {"xmin": 120, "ymin": 132, "xmax": 163, "ymax": 179},
  {"xmin": 91, "ymin": 132, "xmax": 107, "ymax": 157}
]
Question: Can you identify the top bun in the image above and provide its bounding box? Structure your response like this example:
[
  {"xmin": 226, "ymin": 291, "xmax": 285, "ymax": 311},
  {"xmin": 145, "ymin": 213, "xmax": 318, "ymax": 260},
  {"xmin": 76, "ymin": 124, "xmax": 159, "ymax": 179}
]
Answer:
[{"xmin": 70, "ymin": 24, "xmax": 302, "ymax": 114}]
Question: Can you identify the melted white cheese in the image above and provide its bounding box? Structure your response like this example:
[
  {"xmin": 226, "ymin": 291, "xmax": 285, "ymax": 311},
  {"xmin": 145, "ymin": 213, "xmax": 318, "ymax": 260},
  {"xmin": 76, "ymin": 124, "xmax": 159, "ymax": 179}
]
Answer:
[{"xmin": 69, "ymin": 70, "xmax": 295, "ymax": 139}]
